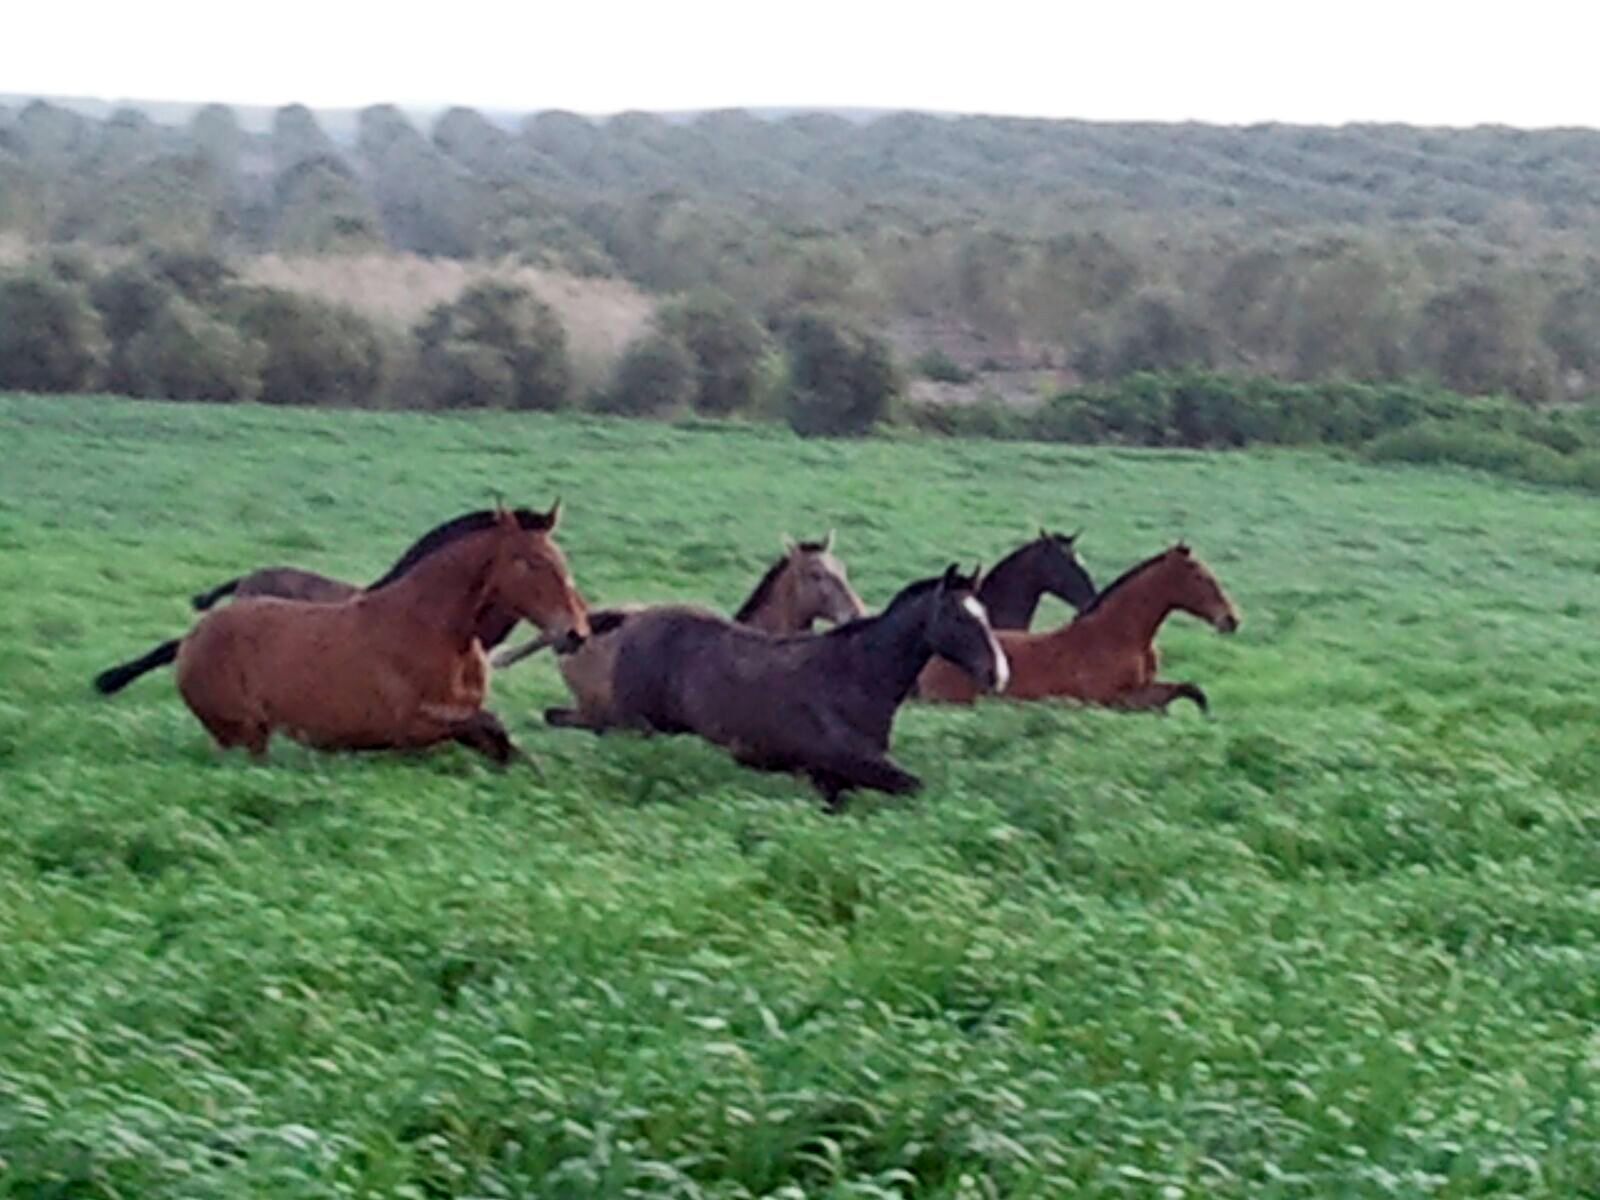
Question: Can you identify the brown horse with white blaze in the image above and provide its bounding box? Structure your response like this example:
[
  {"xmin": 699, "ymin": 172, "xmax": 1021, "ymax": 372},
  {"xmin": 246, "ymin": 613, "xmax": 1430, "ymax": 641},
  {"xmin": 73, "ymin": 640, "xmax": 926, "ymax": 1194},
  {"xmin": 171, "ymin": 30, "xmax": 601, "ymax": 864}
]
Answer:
[
  {"xmin": 175, "ymin": 503, "xmax": 588, "ymax": 762},
  {"xmin": 918, "ymin": 543, "xmax": 1239, "ymax": 712}
]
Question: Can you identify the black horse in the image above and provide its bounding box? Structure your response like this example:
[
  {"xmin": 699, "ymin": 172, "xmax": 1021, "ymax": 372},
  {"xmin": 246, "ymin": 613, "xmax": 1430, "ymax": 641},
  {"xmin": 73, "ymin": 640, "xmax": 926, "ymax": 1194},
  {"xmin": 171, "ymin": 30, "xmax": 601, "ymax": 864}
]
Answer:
[
  {"xmin": 92, "ymin": 504, "xmax": 565, "ymax": 694},
  {"xmin": 559, "ymin": 565, "xmax": 1009, "ymax": 809},
  {"xmin": 976, "ymin": 529, "xmax": 1096, "ymax": 629}
]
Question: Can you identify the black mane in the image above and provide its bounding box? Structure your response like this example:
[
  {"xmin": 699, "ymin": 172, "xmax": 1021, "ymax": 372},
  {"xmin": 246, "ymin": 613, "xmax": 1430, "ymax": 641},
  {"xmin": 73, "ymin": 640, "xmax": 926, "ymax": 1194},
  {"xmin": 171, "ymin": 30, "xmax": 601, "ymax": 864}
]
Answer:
[
  {"xmin": 731, "ymin": 541, "xmax": 828, "ymax": 623},
  {"xmin": 1079, "ymin": 550, "xmax": 1167, "ymax": 615},
  {"xmin": 365, "ymin": 508, "xmax": 552, "ymax": 592}
]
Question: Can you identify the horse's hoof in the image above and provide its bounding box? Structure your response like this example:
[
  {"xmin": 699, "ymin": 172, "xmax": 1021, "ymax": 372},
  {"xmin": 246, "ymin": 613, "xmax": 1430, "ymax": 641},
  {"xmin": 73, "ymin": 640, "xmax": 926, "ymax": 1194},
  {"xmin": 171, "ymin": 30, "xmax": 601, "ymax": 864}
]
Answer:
[{"xmin": 544, "ymin": 707, "xmax": 576, "ymax": 727}]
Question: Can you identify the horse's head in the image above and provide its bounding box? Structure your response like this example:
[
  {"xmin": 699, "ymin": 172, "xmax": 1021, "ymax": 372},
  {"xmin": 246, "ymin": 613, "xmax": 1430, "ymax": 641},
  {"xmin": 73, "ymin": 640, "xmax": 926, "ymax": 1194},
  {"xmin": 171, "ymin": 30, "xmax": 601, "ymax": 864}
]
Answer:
[
  {"xmin": 490, "ymin": 500, "xmax": 590, "ymax": 643},
  {"xmin": 1031, "ymin": 527, "xmax": 1097, "ymax": 612},
  {"xmin": 1164, "ymin": 544, "xmax": 1240, "ymax": 634},
  {"xmin": 928, "ymin": 563, "xmax": 1010, "ymax": 693},
  {"xmin": 783, "ymin": 530, "xmax": 868, "ymax": 628}
]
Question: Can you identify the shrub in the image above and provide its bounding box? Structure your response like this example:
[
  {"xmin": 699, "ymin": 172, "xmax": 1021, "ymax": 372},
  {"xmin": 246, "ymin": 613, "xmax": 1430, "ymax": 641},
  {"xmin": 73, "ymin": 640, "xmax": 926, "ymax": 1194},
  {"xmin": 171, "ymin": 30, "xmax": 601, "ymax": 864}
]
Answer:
[
  {"xmin": 122, "ymin": 297, "xmax": 264, "ymax": 402},
  {"xmin": 415, "ymin": 281, "xmax": 570, "ymax": 410},
  {"xmin": 141, "ymin": 246, "xmax": 234, "ymax": 303},
  {"xmin": 0, "ymin": 272, "xmax": 108, "ymax": 392},
  {"xmin": 1364, "ymin": 420, "xmax": 1575, "ymax": 485},
  {"xmin": 658, "ymin": 290, "xmax": 769, "ymax": 415},
  {"xmin": 594, "ymin": 331, "xmax": 696, "ymax": 417},
  {"xmin": 913, "ymin": 348, "xmax": 975, "ymax": 384},
  {"xmin": 782, "ymin": 309, "xmax": 899, "ymax": 437},
  {"xmin": 230, "ymin": 287, "xmax": 384, "ymax": 406}
]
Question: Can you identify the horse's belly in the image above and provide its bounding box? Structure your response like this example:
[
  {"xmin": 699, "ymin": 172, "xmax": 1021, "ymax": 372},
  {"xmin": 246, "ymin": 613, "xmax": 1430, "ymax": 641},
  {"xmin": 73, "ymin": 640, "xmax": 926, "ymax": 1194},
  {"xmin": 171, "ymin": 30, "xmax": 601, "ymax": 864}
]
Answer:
[{"xmin": 184, "ymin": 603, "xmax": 467, "ymax": 748}]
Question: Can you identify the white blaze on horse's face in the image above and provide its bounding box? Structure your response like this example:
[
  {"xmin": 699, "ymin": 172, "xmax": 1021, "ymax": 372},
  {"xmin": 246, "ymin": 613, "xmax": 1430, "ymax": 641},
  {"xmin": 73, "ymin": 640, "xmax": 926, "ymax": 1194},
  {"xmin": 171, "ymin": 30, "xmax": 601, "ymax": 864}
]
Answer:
[{"xmin": 961, "ymin": 595, "xmax": 1010, "ymax": 693}]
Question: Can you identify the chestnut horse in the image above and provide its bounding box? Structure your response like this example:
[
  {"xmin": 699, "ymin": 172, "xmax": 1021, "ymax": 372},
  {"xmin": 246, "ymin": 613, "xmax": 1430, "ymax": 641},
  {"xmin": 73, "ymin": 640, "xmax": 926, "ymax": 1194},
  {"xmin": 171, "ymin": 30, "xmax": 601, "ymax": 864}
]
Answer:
[
  {"xmin": 505, "ymin": 532, "xmax": 866, "ymax": 729},
  {"xmin": 918, "ymin": 543, "xmax": 1238, "ymax": 712},
  {"xmin": 560, "ymin": 565, "xmax": 1009, "ymax": 808},
  {"xmin": 93, "ymin": 506, "xmax": 567, "ymax": 694},
  {"xmin": 174, "ymin": 504, "xmax": 588, "ymax": 762}
]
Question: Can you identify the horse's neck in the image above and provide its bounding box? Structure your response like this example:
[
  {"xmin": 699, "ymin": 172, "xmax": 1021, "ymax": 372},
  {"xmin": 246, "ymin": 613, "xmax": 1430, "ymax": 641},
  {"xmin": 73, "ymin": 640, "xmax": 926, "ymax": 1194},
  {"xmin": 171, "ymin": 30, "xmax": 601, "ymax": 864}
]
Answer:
[
  {"xmin": 1075, "ymin": 566, "xmax": 1174, "ymax": 645},
  {"xmin": 742, "ymin": 568, "xmax": 797, "ymax": 633},
  {"xmin": 854, "ymin": 594, "xmax": 936, "ymax": 702},
  {"xmin": 977, "ymin": 556, "xmax": 1039, "ymax": 630},
  {"xmin": 364, "ymin": 532, "xmax": 495, "ymax": 645}
]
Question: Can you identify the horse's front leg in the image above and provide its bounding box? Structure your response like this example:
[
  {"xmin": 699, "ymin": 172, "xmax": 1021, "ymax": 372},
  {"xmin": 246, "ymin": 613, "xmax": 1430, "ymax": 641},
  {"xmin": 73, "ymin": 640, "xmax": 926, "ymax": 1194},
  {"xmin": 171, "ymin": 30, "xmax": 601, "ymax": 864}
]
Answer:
[
  {"xmin": 1110, "ymin": 681, "xmax": 1208, "ymax": 715},
  {"xmin": 807, "ymin": 752, "xmax": 923, "ymax": 811}
]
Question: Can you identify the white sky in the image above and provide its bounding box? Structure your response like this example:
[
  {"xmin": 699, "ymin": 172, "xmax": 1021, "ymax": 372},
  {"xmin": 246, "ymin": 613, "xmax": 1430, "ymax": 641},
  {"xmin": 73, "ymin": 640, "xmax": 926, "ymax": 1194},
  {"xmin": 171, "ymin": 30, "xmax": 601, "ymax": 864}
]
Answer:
[{"xmin": 10, "ymin": 0, "xmax": 1600, "ymax": 128}]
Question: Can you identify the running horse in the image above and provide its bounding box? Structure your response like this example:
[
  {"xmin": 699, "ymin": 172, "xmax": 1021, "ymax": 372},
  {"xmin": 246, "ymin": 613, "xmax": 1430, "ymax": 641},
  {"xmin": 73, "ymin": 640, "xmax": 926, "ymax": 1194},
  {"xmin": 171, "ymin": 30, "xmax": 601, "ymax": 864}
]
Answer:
[
  {"xmin": 505, "ymin": 532, "xmax": 866, "ymax": 731},
  {"xmin": 918, "ymin": 543, "xmax": 1239, "ymax": 712},
  {"xmin": 93, "ymin": 505, "xmax": 569, "ymax": 694},
  {"xmin": 557, "ymin": 564, "xmax": 1009, "ymax": 808},
  {"xmin": 173, "ymin": 503, "xmax": 588, "ymax": 762}
]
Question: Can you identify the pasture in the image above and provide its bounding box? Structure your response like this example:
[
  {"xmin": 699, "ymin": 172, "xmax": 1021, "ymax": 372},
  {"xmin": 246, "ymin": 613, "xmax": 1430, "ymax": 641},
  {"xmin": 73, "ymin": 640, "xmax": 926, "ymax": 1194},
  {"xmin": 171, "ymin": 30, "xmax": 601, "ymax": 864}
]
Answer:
[{"xmin": 2, "ymin": 391, "xmax": 1599, "ymax": 1197}]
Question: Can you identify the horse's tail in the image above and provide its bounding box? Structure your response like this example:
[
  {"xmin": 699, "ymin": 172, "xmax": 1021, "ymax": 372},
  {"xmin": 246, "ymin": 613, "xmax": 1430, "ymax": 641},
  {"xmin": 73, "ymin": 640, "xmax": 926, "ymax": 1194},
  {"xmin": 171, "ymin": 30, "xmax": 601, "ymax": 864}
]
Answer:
[
  {"xmin": 191, "ymin": 577, "xmax": 242, "ymax": 610},
  {"xmin": 93, "ymin": 639, "xmax": 181, "ymax": 694}
]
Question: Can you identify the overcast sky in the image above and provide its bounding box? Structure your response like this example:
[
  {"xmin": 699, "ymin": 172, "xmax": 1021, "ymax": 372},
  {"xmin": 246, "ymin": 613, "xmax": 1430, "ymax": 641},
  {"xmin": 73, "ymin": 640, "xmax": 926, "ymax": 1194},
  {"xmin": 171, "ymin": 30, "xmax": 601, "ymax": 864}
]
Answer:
[{"xmin": 11, "ymin": 0, "xmax": 1599, "ymax": 128}]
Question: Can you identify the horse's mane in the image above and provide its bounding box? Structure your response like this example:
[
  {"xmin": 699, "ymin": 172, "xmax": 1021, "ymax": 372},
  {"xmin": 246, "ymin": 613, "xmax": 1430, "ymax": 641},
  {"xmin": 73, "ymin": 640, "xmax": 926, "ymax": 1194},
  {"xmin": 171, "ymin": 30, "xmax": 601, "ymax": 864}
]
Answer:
[
  {"xmin": 732, "ymin": 540, "xmax": 828, "ymax": 623},
  {"xmin": 364, "ymin": 508, "xmax": 553, "ymax": 592},
  {"xmin": 822, "ymin": 573, "xmax": 948, "ymax": 639},
  {"xmin": 1079, "ymin": 549, "xmax": 1169, "ymax": 615},
  {"xmin": 982, "ymin": 536, "xmax": 1047, "ymax": 582}
]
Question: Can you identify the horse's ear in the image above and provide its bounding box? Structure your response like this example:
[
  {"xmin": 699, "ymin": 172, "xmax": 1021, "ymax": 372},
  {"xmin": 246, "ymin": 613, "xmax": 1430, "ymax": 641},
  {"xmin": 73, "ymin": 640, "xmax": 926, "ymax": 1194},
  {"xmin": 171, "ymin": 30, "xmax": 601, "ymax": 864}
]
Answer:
[
  {"xmin": 1175, "ymin": 542, "xmax": 1191, "ymax": 556},
  {"xmin": 1039, "ymin": 526, "xmax": 1049, "ymax": 541},
  {"xmin": 494, "ymin": 504, "xmax": 519, "ymax": 532},
  {"xmin": 823, "ymin": 528, "xmax": 835, "ymax": 552},
  {"xmin": 1068, "ymin": 527, "xmax": 1083, "ymax": 543},
  {"xmin": 781, "ymin": 533, "xmax": 797, "ymax": 555},
  {"xmin": 940, "ymin": 562, "xmax": 963, "ymax": 590},
  {"xmin": 969, "ymin": 561, "xmax": 984, "ymax": 587},
  {"xmin": 544, "ymin": 497, "xmax": 562, "ymax": 529}
]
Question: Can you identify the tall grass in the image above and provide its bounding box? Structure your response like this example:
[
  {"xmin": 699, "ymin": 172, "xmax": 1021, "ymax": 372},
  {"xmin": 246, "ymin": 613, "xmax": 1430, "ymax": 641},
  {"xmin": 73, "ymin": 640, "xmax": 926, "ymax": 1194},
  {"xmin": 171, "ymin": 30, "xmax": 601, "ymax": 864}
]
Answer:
[{"xmin": 2, "ymin": 392, "xmax": 1599, "ymax": 1196}]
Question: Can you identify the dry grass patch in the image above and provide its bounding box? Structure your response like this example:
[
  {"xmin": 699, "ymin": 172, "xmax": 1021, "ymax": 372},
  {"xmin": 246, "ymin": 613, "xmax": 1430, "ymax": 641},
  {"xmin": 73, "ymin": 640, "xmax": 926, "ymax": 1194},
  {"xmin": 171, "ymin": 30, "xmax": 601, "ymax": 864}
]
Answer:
[{"xmin": 243, "ymin": 252, "xmax": 656, "ymax": 392}]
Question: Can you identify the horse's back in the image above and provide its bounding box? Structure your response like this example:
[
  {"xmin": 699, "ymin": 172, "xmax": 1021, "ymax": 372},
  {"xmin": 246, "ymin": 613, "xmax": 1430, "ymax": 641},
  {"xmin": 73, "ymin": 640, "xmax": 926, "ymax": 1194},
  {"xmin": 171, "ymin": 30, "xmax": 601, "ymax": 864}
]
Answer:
[
  {"xmin": 235, "ymin": 566, "xmax": 359, "ymax": 604},
  {"xmin": 608, "ymin": 605, "xmax": 742, "ymax": 732}
]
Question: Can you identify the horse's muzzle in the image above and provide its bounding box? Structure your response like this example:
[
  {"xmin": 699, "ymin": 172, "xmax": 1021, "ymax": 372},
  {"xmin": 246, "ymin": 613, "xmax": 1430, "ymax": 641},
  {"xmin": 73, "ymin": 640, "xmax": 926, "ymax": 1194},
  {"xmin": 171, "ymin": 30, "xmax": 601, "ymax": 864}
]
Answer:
[
  {"xmin": 554, "ymin": 630, "xmax": 586, "ymax": 654},
  {"xmin": 1215, "ymin": 612, "xmax": 1241, "ymax": 634}
]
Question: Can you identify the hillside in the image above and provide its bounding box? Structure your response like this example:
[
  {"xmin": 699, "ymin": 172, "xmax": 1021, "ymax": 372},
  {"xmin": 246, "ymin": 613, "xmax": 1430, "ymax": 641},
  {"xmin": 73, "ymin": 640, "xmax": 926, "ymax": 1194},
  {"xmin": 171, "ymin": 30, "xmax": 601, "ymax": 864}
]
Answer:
[{"xmin": 4, "ymin": 98, "xmax": 1600, "ymax": 400}]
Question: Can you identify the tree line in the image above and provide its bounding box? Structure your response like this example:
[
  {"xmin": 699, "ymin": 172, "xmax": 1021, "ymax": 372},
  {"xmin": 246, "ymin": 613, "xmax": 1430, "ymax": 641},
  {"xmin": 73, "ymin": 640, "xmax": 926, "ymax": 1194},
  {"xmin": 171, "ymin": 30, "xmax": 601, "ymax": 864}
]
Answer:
[{"xmin": 5, "ymin": 99, "xmax": 1600, "ymax": 403}]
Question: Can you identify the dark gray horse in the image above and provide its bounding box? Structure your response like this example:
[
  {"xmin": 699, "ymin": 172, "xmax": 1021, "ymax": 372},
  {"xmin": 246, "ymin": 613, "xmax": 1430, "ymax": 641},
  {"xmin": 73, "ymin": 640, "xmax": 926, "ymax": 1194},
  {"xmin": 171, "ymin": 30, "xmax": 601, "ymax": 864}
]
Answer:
[{"xmin": 553, "ymin": 565, "xmax": 1008, "ymax": 809}]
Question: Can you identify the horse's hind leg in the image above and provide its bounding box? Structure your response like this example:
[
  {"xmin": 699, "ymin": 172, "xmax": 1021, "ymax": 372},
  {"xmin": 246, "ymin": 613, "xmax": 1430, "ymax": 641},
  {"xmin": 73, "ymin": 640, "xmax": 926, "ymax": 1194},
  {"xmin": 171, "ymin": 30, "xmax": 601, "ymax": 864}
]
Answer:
[
  {"xmin": 197, "ymin": 714, "xmax": 270, "ymax": 759},
  {"xmin": 1112, "ymin": 681, "xmax": 1209, "ymax": 715},
  {"xmin": 451, "ymin": 711, "xmax": 533, "ymax": 768},
  {"xmin": 544, "ymin": 705, "xmax": 612, "ymax": 734}
]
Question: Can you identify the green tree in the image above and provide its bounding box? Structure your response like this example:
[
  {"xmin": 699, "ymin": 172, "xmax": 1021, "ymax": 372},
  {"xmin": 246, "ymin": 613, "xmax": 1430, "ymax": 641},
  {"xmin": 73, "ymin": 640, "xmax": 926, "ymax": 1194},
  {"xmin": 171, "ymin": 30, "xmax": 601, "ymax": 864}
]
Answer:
[
  {"xmin": 595, "ymin": 330, "xmax": 696, "ymax": 416},
  {"xmin": 0, "ymin": 272, "xmax": 108, "ymax": 393},
  {"xmin": 782, "ymin": 309, "xmax": 898, "ymax": 437},
  {"xmin": 658, "ymin": 289, "xmax": 769, "ymax": 415},
  {"xmin": 415, "ymin": 281, "xmax": 570, "ymax": 410},
  {"xmin": 230, "ymin": 287, "xmax": 385, "ymax": 406},
  {"xmin": 123, "ymin": 297, "xmax": 264, "ymax": 402}
]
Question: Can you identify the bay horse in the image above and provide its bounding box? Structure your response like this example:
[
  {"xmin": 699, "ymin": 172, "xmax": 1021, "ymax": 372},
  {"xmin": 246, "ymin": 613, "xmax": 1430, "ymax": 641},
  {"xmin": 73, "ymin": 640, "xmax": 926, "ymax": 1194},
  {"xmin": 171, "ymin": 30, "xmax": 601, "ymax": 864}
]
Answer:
[
  {"xmin": 505, "ymin": 532, "xmax": 867, "ymax": 729},
  {"xmin": 93, "ymin": 504, "xmax": 568, "ymax": 694},
  {"xmin": 174, "ymin": 504, "xmax": 589, "ymax": 763},
  {"xmin": 564, "ymin": 565, "xmax": 1009, "ymax": 809},
  {"xmin": 918, "ymin": 544, "xmax": 1239, "ymax": 712}
]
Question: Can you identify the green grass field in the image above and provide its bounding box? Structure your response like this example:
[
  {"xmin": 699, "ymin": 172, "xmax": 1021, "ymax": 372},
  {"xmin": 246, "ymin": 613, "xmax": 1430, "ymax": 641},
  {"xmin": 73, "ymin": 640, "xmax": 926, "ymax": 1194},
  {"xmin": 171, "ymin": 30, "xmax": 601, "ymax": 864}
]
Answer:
[{"xmin": 3, "ymin": 392, "xmax": 1600, "ymax": 1198}]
